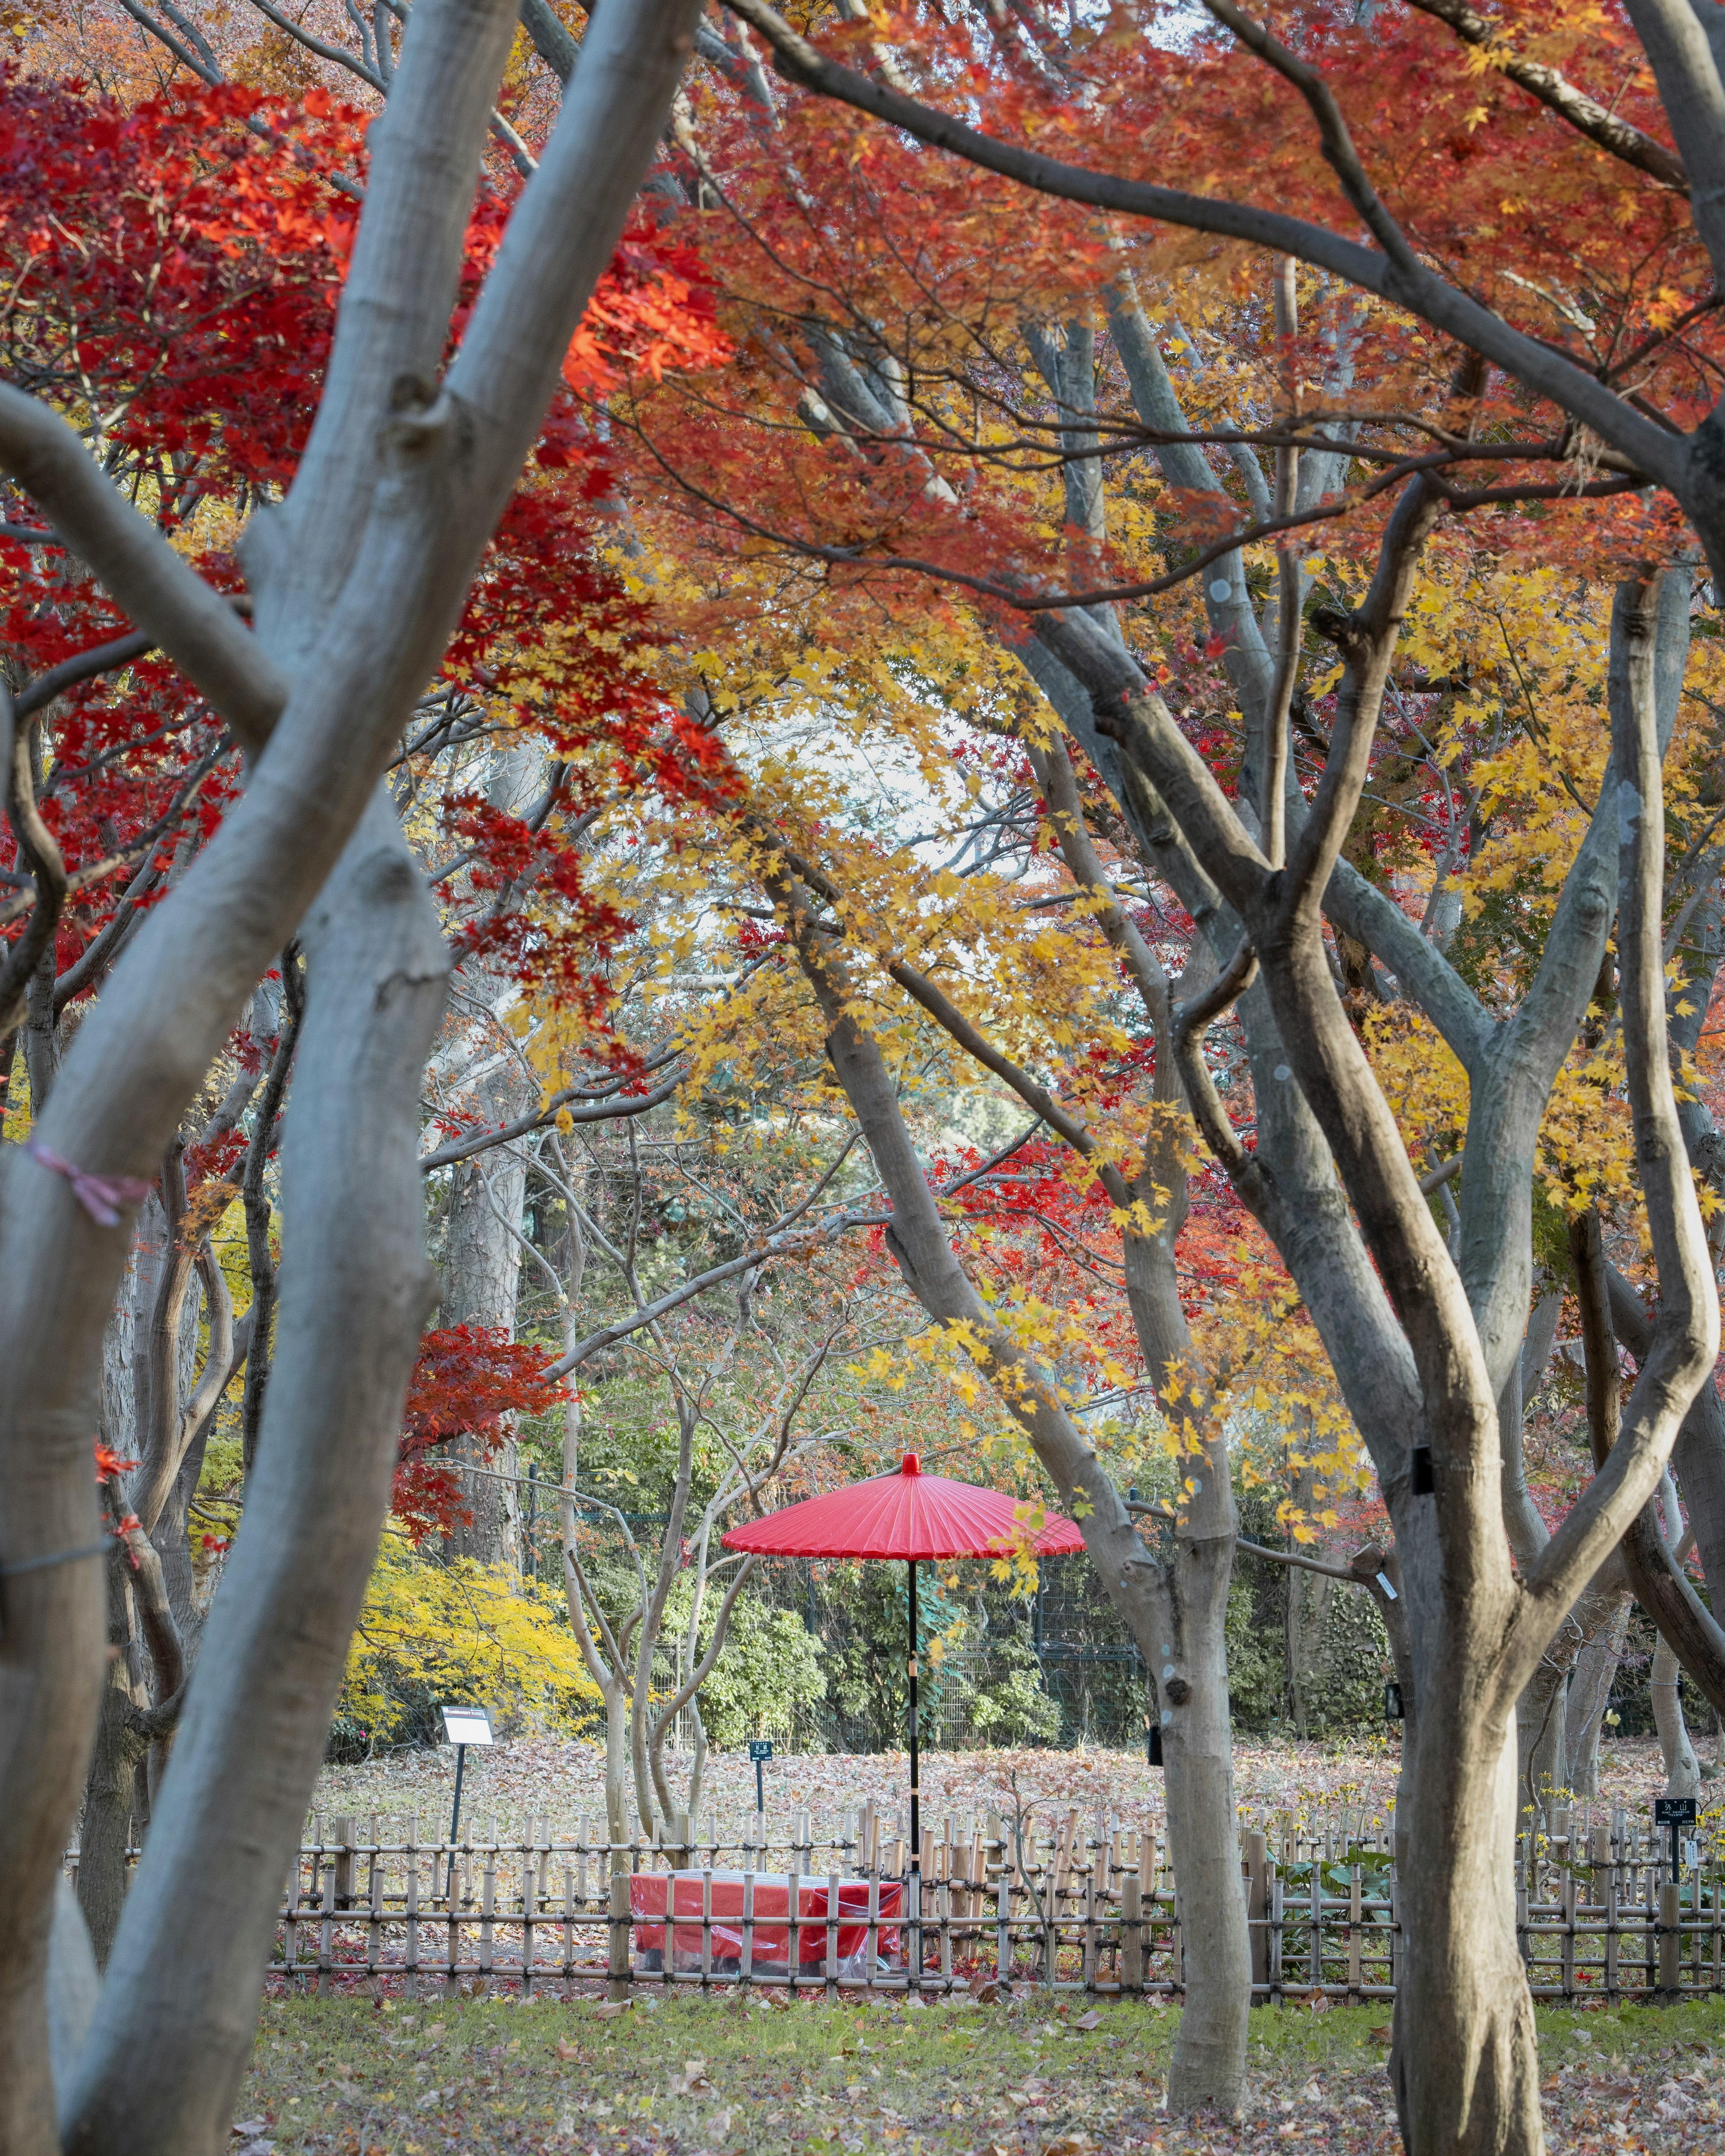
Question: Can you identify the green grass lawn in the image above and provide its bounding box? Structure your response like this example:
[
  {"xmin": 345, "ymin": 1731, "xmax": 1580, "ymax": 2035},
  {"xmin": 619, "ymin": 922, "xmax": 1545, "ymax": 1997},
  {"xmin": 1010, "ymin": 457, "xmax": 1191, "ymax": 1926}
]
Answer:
[{"xmin": 237, "ymin": 1991, "xmax": 1725, "ymax": 2154}]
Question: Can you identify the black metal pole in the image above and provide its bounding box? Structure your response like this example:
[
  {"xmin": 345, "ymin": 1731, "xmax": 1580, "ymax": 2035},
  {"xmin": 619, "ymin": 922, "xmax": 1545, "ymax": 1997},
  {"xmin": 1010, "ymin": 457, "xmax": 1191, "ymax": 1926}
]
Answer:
[
  {"xmin": 908, "ymin": 1557, "xmax": 920, "ymax": 1987},
  {"xmin": 527, "ymin": 1461, "xmax": 538, "ymax": 1584},
  {"xmin": 446, "ymin": 1743, "xmax": 466, "ymax": 1900}
]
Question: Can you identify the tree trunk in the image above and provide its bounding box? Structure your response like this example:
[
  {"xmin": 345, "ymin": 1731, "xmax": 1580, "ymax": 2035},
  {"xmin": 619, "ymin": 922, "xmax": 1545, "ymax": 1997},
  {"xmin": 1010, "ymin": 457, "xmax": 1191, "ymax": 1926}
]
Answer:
[
  {"xmin": 23, "ymin": 948, "xmax": 59, "ymax": 1111},
  {"xmin": 1159, "ymin": 1530, "xmax": 1249, "ymax": 2108},
  {"xmin": 75, "ymin": 1565, "xmax": 146, "ymax": 1970},
  {"xmin": 1393, "ymin": 1698, "xmax": 1542, "ymax": 2155},
  {"xmin": 441, "ymin": 1125, "xmax": 526, "ymax": 1568},
  {"xmin": 63, "ymin": 796, "xmax": 449, "ymax": 2156},
  {"xmin": 1283, "ymin": 1460, "xmax": 1330, "ymax": 1737},
  {"xmin": 437, "ymin": 739, "xmax": 540, "ymax": 1570},
  {"xmin": 1516, "ymin": 1656, "xmax": 1568, "ymax": 1817},
  {"xmin": 1565, "ymin": 1586, "xmax": 1630, "ymax": 1799},
  {"xmin": 1652, "ymin": 1632, "xmax": 1701, "ymax": 1798}
]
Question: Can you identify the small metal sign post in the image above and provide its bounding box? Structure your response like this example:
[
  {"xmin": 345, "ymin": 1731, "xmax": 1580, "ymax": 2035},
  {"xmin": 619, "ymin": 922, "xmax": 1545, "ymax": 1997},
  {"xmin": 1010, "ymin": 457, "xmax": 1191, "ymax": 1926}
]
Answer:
[
  {"xmin": 748, "ymin": 1737, "xmax": 773, "ymax": 1815},
  {"xmin": 1655, "ymin": 1795, "xmax": 1698, "ymax": 1883},
  {"xmin": 441, "ymin": 1705, "xmax": 494, "ymax": 1897}
]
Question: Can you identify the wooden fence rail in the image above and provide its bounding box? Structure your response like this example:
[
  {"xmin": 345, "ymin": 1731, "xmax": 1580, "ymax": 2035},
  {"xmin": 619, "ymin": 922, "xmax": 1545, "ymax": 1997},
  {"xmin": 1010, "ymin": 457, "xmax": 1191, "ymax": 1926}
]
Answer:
[{"xmin": 64, "ymin": 1797, "xmax": 1725, "ymax": 2005}]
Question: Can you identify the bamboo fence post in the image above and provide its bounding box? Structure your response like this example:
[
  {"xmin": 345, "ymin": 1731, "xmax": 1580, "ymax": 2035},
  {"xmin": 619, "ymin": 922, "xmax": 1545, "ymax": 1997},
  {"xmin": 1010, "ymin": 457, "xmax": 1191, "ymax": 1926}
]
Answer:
[
  {"xmin": 788, "ymin": 1852, "xmax": 801, "ymax": 2003},
  {"xmin": 1037, "ymin": 1824, "xmax": 1053, "ymax": 1989},
  {"xmin": 1605, "ymin": 1824, "xmax": 1621, "ymax": 2002},
  {"xmin": 862, "ymin": 1842, "xmax": 879, "ymax": 1996},
  {"xmin": 1560, "ymin": 1851, "xmax": 1577, "ymax": 2001},
  {"xmin": 522, "ymin": 1840, "xmax": 537, "ymax": 1998},
  {"xmin": 405, "ymin": 1833, "xmax": 420, "ymax": 2002},
  {"xmin": 702, "ymin": 1865, "xmax": 715, "ymax": 1991},
  {"xmin": 317, "ymin": 1847, "xmax": 336, "ymax": 1998},
  {"xmin": 1348, "ymin": 1858, "xmax": 1363, "ymax": 1999},
  {"xmin": 333, "ymin": 1814, "xmax": 356, "ymax": 1908},
  {"xmin": 1659, "ymin": 1876, "xmax": 1681, "ymax": 1996},
  {"xmin": 659, "ymin": 1834, "xmax": 675, "ymax": 1996},
  {"xmin": 607, "ymin": 1865, "xmax": 632, "ymax": 2000},
  {"xmin": 283, "ymin": 1855, "xmax": 301, "ymax": 1994},
  {"xmin": 367, "ymin": 1821, "xmax": 383, "ymax": 1988},
  {"xmin": 1243, "ymin": 1830, "xmax": 1269, "ymax": 1999},
  {"xmin": 478, "ymin": 1839, "xmax": 496, "ymax": 1993},
  {"xmin": 1121, "ymin": 1837, "xmax": 1143, "ymax": 1996}
]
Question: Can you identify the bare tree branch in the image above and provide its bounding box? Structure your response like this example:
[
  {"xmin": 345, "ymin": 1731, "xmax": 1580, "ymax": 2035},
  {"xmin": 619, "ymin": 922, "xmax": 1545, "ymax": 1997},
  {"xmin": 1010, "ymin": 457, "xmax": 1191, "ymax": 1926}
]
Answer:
[{"xmin": 0, "ymin": 389, "xmax": 287, "ymax": 747}]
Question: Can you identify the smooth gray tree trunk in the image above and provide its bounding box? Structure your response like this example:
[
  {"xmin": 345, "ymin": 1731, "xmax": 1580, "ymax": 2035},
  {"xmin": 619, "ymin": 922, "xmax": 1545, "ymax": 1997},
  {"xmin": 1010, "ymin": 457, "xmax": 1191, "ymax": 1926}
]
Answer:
[
  {"xmin": 64, "ymin": 798, "xmax": 450, "ymax": 2156},
  {"xmin": 1566, "ymin": 1588, "xmax": 1630, "ymax": 1799},
  {"xmin": 442, "ymin": 1091, "xmax": 527, "ymax": 1568}
]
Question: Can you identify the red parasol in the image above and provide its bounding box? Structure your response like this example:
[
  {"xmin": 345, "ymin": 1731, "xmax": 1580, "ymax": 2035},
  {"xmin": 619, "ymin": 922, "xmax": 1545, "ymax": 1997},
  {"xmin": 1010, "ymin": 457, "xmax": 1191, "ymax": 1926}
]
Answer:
[
  {"xmin": 721, "ymin": 1452, "xmax": 1084, "ymax": 1970},
  {"xmin": 720, "ymin": 1451, "xmax": 1087, "ymax": 1563}
]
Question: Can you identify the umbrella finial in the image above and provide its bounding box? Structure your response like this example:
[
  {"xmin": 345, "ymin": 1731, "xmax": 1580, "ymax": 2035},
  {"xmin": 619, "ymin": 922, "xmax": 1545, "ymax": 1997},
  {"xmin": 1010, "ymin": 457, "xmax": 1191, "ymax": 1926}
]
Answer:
[{"xmin": 901, "ymin": 1451, "xmax": 920, "ymax": 1476}]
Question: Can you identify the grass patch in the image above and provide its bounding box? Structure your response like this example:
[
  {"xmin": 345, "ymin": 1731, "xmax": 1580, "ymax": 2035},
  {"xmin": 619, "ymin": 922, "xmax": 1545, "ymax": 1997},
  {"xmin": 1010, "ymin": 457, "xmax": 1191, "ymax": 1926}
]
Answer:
[{"xmin": 236, "ymin": 1989, "xmax": 1725, "ymax": 2153}]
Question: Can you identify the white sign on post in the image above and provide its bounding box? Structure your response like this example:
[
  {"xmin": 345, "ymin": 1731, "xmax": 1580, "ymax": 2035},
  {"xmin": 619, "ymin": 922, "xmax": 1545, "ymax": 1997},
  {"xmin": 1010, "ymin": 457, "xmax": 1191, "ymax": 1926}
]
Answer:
[{"xmin": 440, "ymin": 1705, "xmax": 494, "ymax": 1746}]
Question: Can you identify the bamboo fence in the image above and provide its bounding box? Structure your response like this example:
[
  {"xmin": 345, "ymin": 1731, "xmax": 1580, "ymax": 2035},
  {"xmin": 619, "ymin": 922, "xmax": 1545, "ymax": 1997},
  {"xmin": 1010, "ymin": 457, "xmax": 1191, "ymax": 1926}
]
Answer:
[{"xmin": 63, "ymin": 1797, "xmax": 1725, "ymax": 2004}]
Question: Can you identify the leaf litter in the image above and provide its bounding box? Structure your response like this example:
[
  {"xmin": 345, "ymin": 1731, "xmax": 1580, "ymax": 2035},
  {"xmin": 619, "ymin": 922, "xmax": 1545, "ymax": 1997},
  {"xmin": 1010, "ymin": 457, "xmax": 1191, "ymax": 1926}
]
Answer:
[{"xmin": 238, "ymin": 1989, "xmax": 1725, "ymax": 2154}]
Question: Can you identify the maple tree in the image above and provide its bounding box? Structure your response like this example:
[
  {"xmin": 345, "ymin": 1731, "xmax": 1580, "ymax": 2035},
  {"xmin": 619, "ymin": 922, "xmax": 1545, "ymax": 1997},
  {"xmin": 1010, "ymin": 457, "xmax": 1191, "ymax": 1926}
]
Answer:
[
  {"xmin": 554, "ymin": 8, "xmax": 1725, "ymax": 2146},
  {"xmin": 0, "ymin": 49, "xmax": 743, "ymax": 2030},
  {"xmin": 9, "ymin": 11, "xmax": 1725, "ymax": 2156},
  {"xmin": 0, "ymin": 2, "xmax": 714, "ymax": 2147}
]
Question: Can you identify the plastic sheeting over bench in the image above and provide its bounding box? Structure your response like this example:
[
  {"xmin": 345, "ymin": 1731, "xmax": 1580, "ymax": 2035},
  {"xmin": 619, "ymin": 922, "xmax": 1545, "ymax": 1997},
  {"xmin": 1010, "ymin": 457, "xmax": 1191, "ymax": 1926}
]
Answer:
[{"xmin": 630, "ymin": 1870, "xmax": 904, "ymax": 1979}]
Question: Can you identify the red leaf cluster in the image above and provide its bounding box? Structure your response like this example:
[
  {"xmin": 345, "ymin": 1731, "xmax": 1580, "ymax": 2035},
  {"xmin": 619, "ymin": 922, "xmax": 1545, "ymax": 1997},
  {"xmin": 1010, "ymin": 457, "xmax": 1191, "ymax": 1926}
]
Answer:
[{"xmin": 393, "ymin": 1323, "xmax": 567, "ymax": 1544}]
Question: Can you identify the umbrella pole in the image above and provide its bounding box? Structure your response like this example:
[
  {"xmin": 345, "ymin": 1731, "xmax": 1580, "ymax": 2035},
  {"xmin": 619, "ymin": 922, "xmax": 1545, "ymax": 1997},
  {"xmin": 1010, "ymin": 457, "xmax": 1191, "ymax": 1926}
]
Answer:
[{"xmin": 908, "ymin": 1556, "xmax": 920, "ymax": 1991}]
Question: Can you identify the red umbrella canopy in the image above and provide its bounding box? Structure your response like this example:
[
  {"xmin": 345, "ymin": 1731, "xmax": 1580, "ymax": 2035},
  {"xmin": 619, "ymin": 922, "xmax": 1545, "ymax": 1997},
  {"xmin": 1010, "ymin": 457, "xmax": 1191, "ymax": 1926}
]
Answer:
[{"xmin": 721, "ymin": 1452, "xmax": 1086, "ymax": 1562}]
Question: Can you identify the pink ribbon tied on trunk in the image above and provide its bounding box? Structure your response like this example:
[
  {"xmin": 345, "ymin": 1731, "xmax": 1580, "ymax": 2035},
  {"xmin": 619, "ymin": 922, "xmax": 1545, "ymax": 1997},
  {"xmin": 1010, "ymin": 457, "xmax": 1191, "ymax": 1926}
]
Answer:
[{"xmin": 26, "ymin": 1137, "xmax": 153, "ymax": 1227}]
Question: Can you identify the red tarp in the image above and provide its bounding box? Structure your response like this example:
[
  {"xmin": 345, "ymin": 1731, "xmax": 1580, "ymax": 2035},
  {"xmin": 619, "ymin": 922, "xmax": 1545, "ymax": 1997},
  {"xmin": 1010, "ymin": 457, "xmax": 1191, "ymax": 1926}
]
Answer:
[{"xmin": 629, "ymin": 1872, "xmax": 904, "ymax": 1970}]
